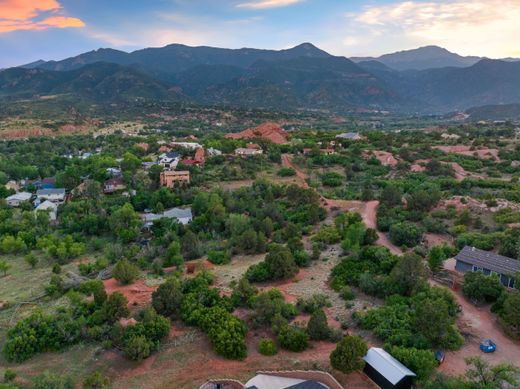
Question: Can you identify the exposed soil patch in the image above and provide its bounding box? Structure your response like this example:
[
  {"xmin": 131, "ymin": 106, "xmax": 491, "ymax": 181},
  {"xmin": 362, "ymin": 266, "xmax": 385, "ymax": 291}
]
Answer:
[
  {"xmin": 103, "ymin": 278, "xmax": 158, "ymax": 311},
  {"xmin": 433, "ymin": 145, "xmax": 500, "ymax": 160}
]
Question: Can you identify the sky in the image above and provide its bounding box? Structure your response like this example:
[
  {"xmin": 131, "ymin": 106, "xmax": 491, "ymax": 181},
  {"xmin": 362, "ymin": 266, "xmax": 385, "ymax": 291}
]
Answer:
[{"xmin": 1, "ymin": 0, "xmax": 520, "ymax": 68}]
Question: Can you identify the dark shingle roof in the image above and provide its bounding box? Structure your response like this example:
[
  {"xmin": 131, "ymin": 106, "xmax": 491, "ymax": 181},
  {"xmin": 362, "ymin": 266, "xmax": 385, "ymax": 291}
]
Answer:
[
  {"xmin": 285, "ymin": 381, "xmax": 328, "ymax": 389},
  {"xmin": 455, "ymin": 246, "xmax": 520, "ymax": 275}
]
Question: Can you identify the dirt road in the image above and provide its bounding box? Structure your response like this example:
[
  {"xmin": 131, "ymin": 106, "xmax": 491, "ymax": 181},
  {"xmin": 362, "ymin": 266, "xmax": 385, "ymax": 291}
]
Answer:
[{"xmin": 436, "ymin": 283, "xmax": 520, "ymax": 375}]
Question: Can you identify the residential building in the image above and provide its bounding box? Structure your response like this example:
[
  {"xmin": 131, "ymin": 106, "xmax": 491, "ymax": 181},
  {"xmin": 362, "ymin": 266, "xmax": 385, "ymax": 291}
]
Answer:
[
  {"xmin": 454, "ymin": 246, "xmax": 519, "ymax": 288},
  {"xmin": 104, "ymin": 177, "xmax": 127, "ymax": 194},
  {"xmin": 36, "ymin": 188, "xmax": 66, "ymax": 204},
  {"xmin": 160, "ymin": 170, "xmax": 190, "ymax": 188},
  {"xmin": 199, "ymin": 371, "xmax": 342, "ymax": 389},
  {"xmin": 142, "ymin": 207, "xmax": 192, "ymax": 228},
  {"xmin": 106, "ymin": 167, "xmax": 122, "ymax": 176},
  {"xmin": 5, "ymin": 192, "xmax": 32, "ymax": 207},
  {"xmin": 35, "ymin": 200, "xmax": 58, "ymax": 221},
  {"xmin": 5, "ymin": 180, "xmax": 20, "ymax": 192},
  {"xmin": 336, "ymin": 132, "xmax": 362, "ymax": 140},
  {"xmin": 41, "ymin": 177, "xmax": 56, "ymax": 189},
  {"xmin": 207, "ymin": 147, "xmax": 222, "ymax": 156},
  {"xmin": 158, "ymin": 152, "xmax": 180, "ymax": 170},
  {"xmin": 235, "ymin": 148, "xmax": 263, "ymax": 157},
  {"xmin": 171, "ymin": 141, "xmax": 202, "ymax": 150},
  {"xmin": 363, "ymin": 348, "xmax": 416, "ymax": 389}
]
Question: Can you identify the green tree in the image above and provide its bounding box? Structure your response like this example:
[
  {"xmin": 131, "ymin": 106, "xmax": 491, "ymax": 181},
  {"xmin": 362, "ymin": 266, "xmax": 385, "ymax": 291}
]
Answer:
[
  {"xmin": 258, "ymin": 338, "xmax": 278, "ymax": 355},
  {"xmin": 124, "ymin": 335, "xmax": 152, "ymax": 361},
  {"xmin": 121, "ymin": 152, "xmax": 141, "ymax": 173},
  {"xmin": 389, "ymin": 222, "xmax": 423, "ymax": 247},
  {"xmin": 498, "ymin": 294, "xmax": 520, "ymax": 339},
  {"xmin": 152, "ymin": 277, "xmax": 184, "ymax": 317},
  {"xmin": 181, "ymin": 230, "xmax": 202, "ymax": 260},
  {"xmin": 109, "ymin": 203, "xmax": 141, "ymax": 243},
  {"xmin": 0, "ymin": 260, "xmax": 11, "ymax": 277},
  {"xmin": 307, "ymin": 308, "xmax": 330, "ymax": 341},
  {"xmin": 102, "ymin": 292, "xmax": 129, "ymax": 323},
  {"xmin": 462, "ymin": 271, "xmax": 504, "ymax": 303},
  {"xmin": 428, "ymin": 246, "xmax": 447, "ymax": 273},
  {"xmin": 265, "ymin": 245, "xmax": 298, "ymax": 280},
  {"xmin": 25, "ymin": 252, "xmax": 38, "ymax": 269},
  {"xmin": 112, "ymin": 259, "xmax": 140, "ymax": 285},
  {"xmin": 465, "ymin": 357, "xmax": 519, "ymax": 388},
  {"xmin": 330, "ymin": 336, "xmax": 368, "ymax": 374},
  {"xmin": 390, "ymin": 253, "xmax": 429, "ymax": 295},
  {"xmin": 277, "ymin": 325, "xmax": 309, "ymax": 352},
  {"xmin": 388, "ymin": 346, "xmax": 437, "ymax": 382},
  {"xmin": 34, "ymin": 371, "xmax": 74, "ymax": 389},
  {"xmin": 380, "ymin": 185, "xmax": 402, "ymax": 207},
  {"xmin": 83, "ymin": 372, "xmax": 110, "ymax": 389}
]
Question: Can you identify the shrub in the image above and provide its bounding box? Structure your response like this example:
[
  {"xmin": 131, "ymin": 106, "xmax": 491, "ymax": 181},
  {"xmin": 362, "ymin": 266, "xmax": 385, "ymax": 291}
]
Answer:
[
  {"xmin": 277, "ymin": 167, "xmax": 296, "ymax": 177},
  {"xmin": 387, "ymin": 346, "xmax": 437, "ymax": 381},
  {"xmin": 296, "ymin": 294, "xmax": 331, "ymax": 314},
  {"xmin": 389, "ymin": 222, "xmax": 423, "ymax": 247},
  {"xmin": 101, "ymin": 292, "xmax": 130, "ymax": 323},
  {"xmin": 34, "ymin": 371, "xmax": 74, "ymax": 389},
  {"xmin": 278, "ymin": 325, "xmax": 309, "ymax": 352},
  {"xmin": 462, "ymin": 271, "xmax": 504, "ymax": 303},
  {"xmin": 321, "ymin": 172, "xmax": 343, "ymax": 187},
  {"xmin": 83, "ymin": 372, "xmax": 110, "ymax": 389},
  {"xmin": 330, "ymin": 335, "xmax": 368, "ymax": 374},
  {"xmin": 3, "ymin": 369, "xmax": 16, "ymax": 383},
  {"xmin": 207, "ymin": 250, "xmax": 231, "ymax": 265},
  {"xmin": 152, "ymin": 277, "xmax": 184, "ymax": 317},
  {"xmin": 112, "ymin": 259, "xmax": 140, "ymax": 285},
  {"xmin": 307, "ymin": 309, "xmax": 331, "ymax": 341},
  {"xmin": 258, "ymin": 338, "xmax": 278, "ymax": 356},
  {"xmin": 124, "ymin": 335, "xmax": 152, "ymax": 361},
  {"xmin": 340, "ymin": 286, "xmax": 355, "ymax": 300}
]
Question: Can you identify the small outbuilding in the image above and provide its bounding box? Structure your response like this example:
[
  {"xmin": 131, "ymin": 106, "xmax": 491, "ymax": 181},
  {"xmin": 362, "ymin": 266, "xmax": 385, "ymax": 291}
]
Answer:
[
  {"xmin": 363, "ymin": 348, "xmax": 416, "ymax": 389},
  {"xmin": 455, "ymin": 246, "xmax": 519, "ymax": 288}
]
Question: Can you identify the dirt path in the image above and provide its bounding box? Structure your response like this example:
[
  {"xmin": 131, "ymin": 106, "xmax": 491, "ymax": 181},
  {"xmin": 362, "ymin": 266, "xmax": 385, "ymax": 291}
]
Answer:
[
  {"xmin": 433, "ymin": 282, "xmax": 520, "ymax": 375},
  {"xmin": 281, "ymin": 154, "xmax": 309, "ymax": 189}
]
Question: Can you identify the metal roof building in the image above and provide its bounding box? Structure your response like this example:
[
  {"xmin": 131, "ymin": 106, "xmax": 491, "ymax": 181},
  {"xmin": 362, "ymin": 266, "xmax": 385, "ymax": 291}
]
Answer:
[
  {"xmin": 455, "ymin": 246, "xmax": 519, "ymax": 288},
  {"xmin": 363, "ymin": 348, "xmax": 416, "ymax": 389}
]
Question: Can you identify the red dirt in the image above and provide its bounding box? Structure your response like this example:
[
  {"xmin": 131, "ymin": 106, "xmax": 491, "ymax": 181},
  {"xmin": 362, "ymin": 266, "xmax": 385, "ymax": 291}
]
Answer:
[
  {"xmin": 433, "ymin": 145, "xmax": 500, "ymax": 160},
  {"xmin": 281, "ymin": 154, "xmax": 309, "ymax": 189},
  {"xmin": 103, "ymin": 278, "xmax": 158, "ymax": 310},
  {"xmin": 434, "ymin": 282, "xmax": 520, "ymax": 375},
  {"xmin": 423, "ymin": 233, "xmax": 452, "ymax": 248},
  {"xmin": 363, "ymin": 151, "xmax": 398, "ymax": 167}
]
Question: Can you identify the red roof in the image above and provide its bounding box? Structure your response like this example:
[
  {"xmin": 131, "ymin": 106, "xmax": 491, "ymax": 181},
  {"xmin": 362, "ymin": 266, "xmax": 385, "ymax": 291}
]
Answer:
[
  {"xmin": 225, "ymin": 122, "xmax": 289, "ymax": 145},
  {"xmin": 194, "ymin": 148, "xmax": 206, "ymax": 163},
  {"xmin": 182, "ymin": 159, "xmax": 201, "ymax": 165}
]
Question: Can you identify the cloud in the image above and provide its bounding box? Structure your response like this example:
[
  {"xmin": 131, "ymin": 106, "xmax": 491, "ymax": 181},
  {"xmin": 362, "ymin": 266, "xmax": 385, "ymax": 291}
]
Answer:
[
  {"xmin": 236, "ymin": 0, "xmax": 303, "ymax": 9},
  {"xmin": 344, "ymin": 0, "xmax": 520, "ymax": 57},
  {"xmin": 0, "ymin": 0, "xmax": 85, "ymax": 33}
]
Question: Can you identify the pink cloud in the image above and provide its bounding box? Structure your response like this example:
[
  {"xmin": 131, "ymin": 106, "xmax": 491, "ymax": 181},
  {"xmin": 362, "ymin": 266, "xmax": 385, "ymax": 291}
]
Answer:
[{"xmin": 0, "ymin": 0, "xmax": 84, "ymax": 33}]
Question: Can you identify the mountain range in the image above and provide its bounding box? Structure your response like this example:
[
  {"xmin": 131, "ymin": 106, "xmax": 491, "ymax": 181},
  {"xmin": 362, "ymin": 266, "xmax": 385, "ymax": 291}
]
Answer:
[{"xmin": 1, "ymin": 43, "xmax": 520, "ymax": 115}]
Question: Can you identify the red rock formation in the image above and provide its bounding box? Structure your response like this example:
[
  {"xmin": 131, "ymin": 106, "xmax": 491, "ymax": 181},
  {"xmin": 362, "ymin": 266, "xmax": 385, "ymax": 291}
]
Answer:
[{"xmin": 225, "ymin": 122, "xmax": 289, "ymax": 144}]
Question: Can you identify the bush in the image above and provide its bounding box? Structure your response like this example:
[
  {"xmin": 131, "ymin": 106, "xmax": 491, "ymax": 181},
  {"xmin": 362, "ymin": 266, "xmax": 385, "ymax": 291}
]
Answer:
[
  {"xmin": 124, "ymin": 335, "xmax": 152, "ymax": 361},
  {"xmin": 340, "ymin": 285, "xmax": 355, "ymax": 300},
  {"xmin": 83, "ymin": 372, "xmax": 110, "ymax": 389},
  {"xmin": 101, "ymin": 292, "xmax": 130, "ymax": 323},
  {"xmin": 277, "ymin": 167, "xmax": 296, "ymax": 177},
  {"xmin": 462, "ymin": 271, "xmax": 504, "ymax": 303},
  {"xmin": 389, "ymin": 222, "xmax": 423, "ymax": 247},
  {"xmin": 278, "ymin": 325, "xmax": 309, "ymax": 352},
  {"xmin": 3, "ymin": 369, "xmax": 16, "ymax": 383},
  {"xmin": 258, "ymin": 338, "xmax": 278, "ymax": 356},
  {"xmin": 307, "ymin": 309, "xmax": 331, "ymax": 341},
  {"xmin": 112, "ymin": 259, "xmax": 140, "ymax": 285},
  {"xmin": 296, "ymin": 294, "xmax": 331, "ymax": 314},
  {"xmin": 321, "ymin": 172, "xmax": 343, "ymax": 187},
  {"xmin": 387, "ymin": 346, "xmax": 437, "ymax": 382},
  {"xmin": 330, "ymin": 335, "xmax": 368, "ymax": 374},
  {"xmin": 152, "ymin": 277, "xmax": 184, "ymax": 317},
  {"xmin": 34, "ymin": 371, "xmax": 74, "ymax": 388},
  {"xmin": 207, "ymin": 250, "xmax": 231, "ymax": 265}
]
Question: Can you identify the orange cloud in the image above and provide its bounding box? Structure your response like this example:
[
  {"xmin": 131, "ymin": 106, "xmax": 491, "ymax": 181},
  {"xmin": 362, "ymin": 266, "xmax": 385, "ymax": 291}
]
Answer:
[{"xmin": 0, "ymin": 0, "xmax": 84, "ymax": 33}]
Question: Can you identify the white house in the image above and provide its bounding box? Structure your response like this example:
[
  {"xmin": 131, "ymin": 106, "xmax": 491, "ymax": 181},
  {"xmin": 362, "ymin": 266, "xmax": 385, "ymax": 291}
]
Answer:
[
  {"xmin": 35, "ymin": 200, "xmax": 58, "ymax": 221},
  {"xmin": 36, "ymin": 188, "xmax": 66, "ymax": 204},
  {"xmin": 171, "ymin": 141, "xmax": 202, "ymax": 150},
  {"xmin": 235, "ymin": 148, "xmax": 263, "ymax": 157},
  {"xmin": 158, "ymin": 152, "xmax": 181, "ymax": 170},
  {"xmin": 142, "ymin": 207, "xmax": 192, "ymax": 228},
  {"xmin": 5, "ymin": 192, "xmax": 32, "ymax": 207},
  {"xmin": 336, "ymin": 132, "xmax": 362, "ymax": 140},
  {"xmin": 207, "ymin": 147, "xmax": 222, "ymax": 156}
]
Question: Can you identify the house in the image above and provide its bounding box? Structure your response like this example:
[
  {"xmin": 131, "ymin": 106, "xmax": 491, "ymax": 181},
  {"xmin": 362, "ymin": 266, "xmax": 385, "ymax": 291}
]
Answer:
[
  {"xmin": 160, "ymin": 170, "xmax": 190, "ymax": 188},
  {"xmin": 5, "ymin": 180, "xmax": 20, "ymax": 192},
  {"xmin": 235, "ymin": 148, "xmax": 263, "ymax": 157},
  {"xmin": 194, "ymin": 148, "xmax": 206, "ymax": 164},
  {"xmin": 225, "ymin": 122, "xmax": 289, "ymax": 145},
  {"xmin": 41, "ymin": 177, "xmax": 56, "ymax": 189},
  {"xmin": 5, "ymin": 192, "xmax": 32, "ymax": 207},
  {"xmin": 207, "ymin": 147, "xmax": 222, "ymax": 156},
  {"xmin": 171, "ymin": 141, "xmax": 202, "ymax": 150},
  {"xmin": 336, "ymin": 132, "xmax": 362, "ymax": 140},
  {"xmin": 36, "ymin": 188, "xmax": 66, "ymax": 204},
  {"xmin": 199, "ymin": 371, "xmax": 342, "ymax": 389},
  {"xmin": 106, "ymin": 167, "xmax": 122, "ymax": 176},
  {"xmin": 158, "ymin": 152, "xmax": 181, "ymax": 170},
  {"xmin": 141, "ymin": 162, "xmax": 157, "ymax": 170},
  {"xmin": 104, "ymin": 177, "xmax": 127, "ymax": 194},
  {"xmin": 35, "ymin": 200, "xmax": 58, "ymax": 221},
  {"xmin": 454, "ymin": 246, "xmax": 519, "ymax": 288},
  {"xmin": 142, "ymin": 207, "xmax": 192, "ymax": 228},
  {"xmin": 363, "ymin": 348, "xmax": 416, "ymax": 389}
]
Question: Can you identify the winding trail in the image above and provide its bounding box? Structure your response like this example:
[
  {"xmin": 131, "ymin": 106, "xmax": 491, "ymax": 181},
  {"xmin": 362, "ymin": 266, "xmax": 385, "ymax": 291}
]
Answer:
[{"xmin": 282, "ymin": 154, "xmax": 402, "ymax": 255}]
